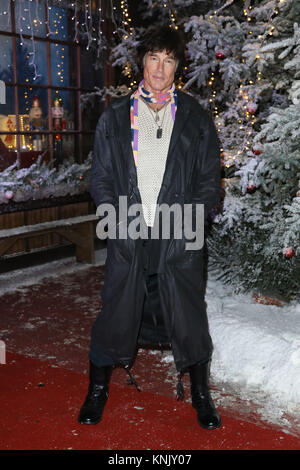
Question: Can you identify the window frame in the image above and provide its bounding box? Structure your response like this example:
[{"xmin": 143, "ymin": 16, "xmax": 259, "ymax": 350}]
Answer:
[{"xmin": 0, "ymin": 0, "xmax": 112, "ymax": 166}]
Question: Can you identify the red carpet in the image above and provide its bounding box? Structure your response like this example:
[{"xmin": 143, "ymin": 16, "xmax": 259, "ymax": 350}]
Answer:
[
  {"xmin": 1, "ymin": 352, "xmax": 299, "ymax": 451},
  {"xmin": 0, "ymin": 263, "xmax": 299, "ymax": 451}
]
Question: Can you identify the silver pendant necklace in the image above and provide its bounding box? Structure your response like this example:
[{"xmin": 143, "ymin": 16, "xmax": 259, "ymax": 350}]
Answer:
[
  {"xmin": 154, "ymin": 108, "xmax": 165, "ymax": 138},
  {"xmin": 143, "ymin": 99, "xmax": 169, "ymax": 139}
]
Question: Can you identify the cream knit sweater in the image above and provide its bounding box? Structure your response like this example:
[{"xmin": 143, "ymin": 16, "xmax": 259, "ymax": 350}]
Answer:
[{"xmin": 136, "ymin": 98, "xmax": 174, "ymax": 227}]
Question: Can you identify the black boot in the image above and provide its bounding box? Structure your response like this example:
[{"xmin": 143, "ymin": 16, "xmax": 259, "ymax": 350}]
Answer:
[
  {"xmin": 78, "ymin": 361, "xmax": 113, "ymax": 425},
  {"xmin": 189, "ymin": 360, "xmax": 221, "ymax": 430}
]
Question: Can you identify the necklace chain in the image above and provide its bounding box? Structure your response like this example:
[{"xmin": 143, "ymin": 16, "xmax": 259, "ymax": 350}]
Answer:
[{"xmin": 142, "ymin": 97, "xmax": 169, "ymax": 138}]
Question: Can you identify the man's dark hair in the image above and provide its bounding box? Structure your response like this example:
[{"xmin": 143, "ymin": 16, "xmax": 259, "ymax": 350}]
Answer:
[{"xmin": 136, "ymin": 25, "xmax": 186, "ymax": 79}]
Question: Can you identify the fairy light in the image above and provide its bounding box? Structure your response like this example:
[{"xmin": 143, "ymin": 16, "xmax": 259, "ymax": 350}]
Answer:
[
  {"xmin": 46, "ymin": 0, "xmax": 55, "ymax": 37},
  {"xmin": 119, "ymin": 0, "xmax": 138, "ymax": 88},
  {"xmin": 51, "ymin": 9, "xmax": 66, "ymax": 86},
  {"xmin": 27, "ymin": 0, "xmax": 42, "ymax": 82},
  {"xmin": 2, "ymin": 0, "xmax": 113, "ymax": 150},
  {"xmin": 120, "ymin": 0, "xmax": 133, "ymax": 36},
  {"xmin": 223, "ymin": 0, "xmax": 282, "ymax": 165},
  {"xmin": 69, "ymin": 1, "xmax": 103, "ymax": 58},
  {"xmin": 0, "ymin": 2, "xmax": 11, "ymax": 30},
  {"xmin": 202, "ymin": 7, "xmax": 232, "ymax": 126},
  {"xmin": 97, "ymin": 0, "xmax": 104, "ymax": 58},
  {"xmin": 19, "ymin": 115, "xmax": 26, "ymax": 149},
  {"xmin": 84, "ymin": 1, "xmax": 92, "ymax": 51},
  {"xmin": 17, "ymin": 0, "xmax": 25, "ymax": 46},
  {"xmin": 164, "ymin": 0, "xmax": 179, "ymax": 30},
  {"xmin": 72, "ymin": 0, "xmax": 79, "ymax": 44}
]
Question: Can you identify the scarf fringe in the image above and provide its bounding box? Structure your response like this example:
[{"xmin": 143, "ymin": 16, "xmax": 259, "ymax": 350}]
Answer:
[
  {"xmin": 125, "ymin": 365, "xmax": 185, "ymax": 401},
  {"xmin": 125, "ymin": 366, "xmax": 141, "ymax": 392}
]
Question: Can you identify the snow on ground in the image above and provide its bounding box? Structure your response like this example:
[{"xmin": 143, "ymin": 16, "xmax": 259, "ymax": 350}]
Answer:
[
  {"xmin": 0, "ymin": 248, "xmax": 107, "ymax": 295},
  {"xmin": 161, "ymin": 273, "xmax": 300, "ymax": 434},
  {"xmin": 206, "ymin": 277, "xmax": 300, "ymax": 432},
  {"xmin": 1, "ymin": 247, "xmax": 299, "ymax": 433},
  {"xmin": 207, "ymin": 279, "xmax": 300, "ymax": 408}
]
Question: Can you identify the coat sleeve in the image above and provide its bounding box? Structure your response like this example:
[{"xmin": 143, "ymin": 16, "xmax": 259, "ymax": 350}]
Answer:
[
  {"xmin": 89, "ymin": 111, "xmax": 117, "ymax": 209},
  {"xmin": 191, "ymin": 112, "xmax": 222, "ymax": 221}
]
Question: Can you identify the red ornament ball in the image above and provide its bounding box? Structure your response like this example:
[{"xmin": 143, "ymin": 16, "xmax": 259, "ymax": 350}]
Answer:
[
  {"xmin": 252, "ymin": 148, "xmax": 262, "ymax": 155},
  {"xmin": 284, "ymin": 247, "xmax": 295, "ymax": 259},
  {"xmin": 5, "ymin": 190, "xmax": 14, "ymax": 200},
  {"xmin": 246, "ymin": 102, "xmax": 258, "ymax": 114},
  {"xmin": 215, "ymin": 50, "xmax": 225, "ymax": 60},
  {"xmin": 247, "ymin": 184, "xmax": 256, "ymax": 194}
]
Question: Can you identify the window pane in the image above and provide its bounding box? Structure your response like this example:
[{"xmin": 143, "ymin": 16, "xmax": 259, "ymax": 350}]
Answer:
[
  {"xmin": 0, "ymin": 87, "xmax": 17, "ymax": 170},
  {"xmin": 81, "ymin": 92, "xmax": 103, "ymax": 133},
  {"xmin": 18, "ymin": 133, "xmax": 50, "ymax": 168},
  {"xmin": 15, "ymin": 0, "xmax": 46, "ymax": 38},
  {"xmin": 51, "ymin": 90, "xmax": 75, "ymax": 164},
  {"xmin": 51, "ymin": 90, "xmax": 74, "ymax": 127},
  {"xmin": 18, "ymin": 86, "xmax": 48, "ymax": 118},
  {"xmin": 80, "ymin": 46, "xmax": 104, "ymax": 90},
  {"xmin": 50, "ymin": 43, "xmax": 70, "ymax": 88},
  {"xmin": 0, "ymin": 0, "xmax": 11, "ymax": 32},
  {"xmin": 62, "ymin": 134, "xmax": 75, "ymax": 161},
  {"xmin": 82, "ymin": 134, "xmax": 94, "ymax": 158},
  {"xmin": 16, "ymin": 87, "xmax": 50, "ymax": 168},
  {"xmin": 49, "ymin": 4, "xmax": 68, "ymax": 40},
  {"xmin": 0, "ymin": 36, "xmax": 13, "ymax": 83},
  {"xmin": 17, "ymin": 38, "xmax": 48, "ymax": 85},
  {"xmin": 0, "ymin": 87, "xmax": 15, "ymax": 143},
  {"xmin": 0, "ymin": 84, "xmax": 14, "ymax": 117},
  {"xmin": 18, "ymin": 87, "xmax": 48, "ymax": 153}
]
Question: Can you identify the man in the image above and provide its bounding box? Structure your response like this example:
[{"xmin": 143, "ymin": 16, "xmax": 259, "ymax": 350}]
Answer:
[{"xmin": 78, "ymin": 25, "xmax": 222, "ymax": 430}]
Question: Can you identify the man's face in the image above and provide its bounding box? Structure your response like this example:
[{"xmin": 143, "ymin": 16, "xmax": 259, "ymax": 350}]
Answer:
[{"xmin": 143, "ymin": 49, "xmax": 177, "ymax": 95}]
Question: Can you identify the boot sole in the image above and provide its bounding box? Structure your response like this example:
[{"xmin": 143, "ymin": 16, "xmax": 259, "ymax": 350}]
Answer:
[
  {"xmin": 78, "ymin": 416, "xmax": 102, "ymax": 425},
  {"xmin": 197, "ymin": 417, "xmax": 222, "ymax": 430}
]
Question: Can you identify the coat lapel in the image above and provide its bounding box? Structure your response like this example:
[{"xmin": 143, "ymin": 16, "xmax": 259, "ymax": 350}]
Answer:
[
  {"xmin": 157, "ymin": 91, "xmax": 191, "ymax": 204},
  {"xmin": 112, "ymin": 89, "xmax": 192, "ymax": 200},
  {"xmin": 167, "ymin": 90, "xmax": 192, "ymax": 159},
  {"xmin": 112, "ymin": 92, "xmax": 137, "ymax": 185}
]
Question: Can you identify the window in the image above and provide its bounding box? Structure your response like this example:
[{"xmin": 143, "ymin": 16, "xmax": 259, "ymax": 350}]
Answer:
[{"xmin": 0, "ymin": 0, "xmax": 108, "ymax": 171}]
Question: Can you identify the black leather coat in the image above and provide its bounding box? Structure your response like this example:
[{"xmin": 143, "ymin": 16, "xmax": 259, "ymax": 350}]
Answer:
[{"xmin": 89, "ymin": 89, "xmax": 222, "ymax": 373}]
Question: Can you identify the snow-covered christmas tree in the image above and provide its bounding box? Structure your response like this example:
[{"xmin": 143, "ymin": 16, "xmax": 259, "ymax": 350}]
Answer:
[
  {"xmin": 100, "ymin": 0, "xmax": 299, "ymax": 301},
  {"xmin": 206, "ymin": 0, "xmax": 300, "ymax": 301}
]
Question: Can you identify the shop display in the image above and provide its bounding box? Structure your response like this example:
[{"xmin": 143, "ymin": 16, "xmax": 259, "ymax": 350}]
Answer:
[
  {"xmin": 52, "ymin": 96, "xmax": 66, "ymax": 165},
  {"xmin": 29, "ymin": 96, "xmax": 45, "ymax": 152}
]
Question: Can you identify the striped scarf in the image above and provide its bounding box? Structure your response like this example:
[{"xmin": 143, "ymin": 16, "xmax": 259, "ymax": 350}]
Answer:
[{"xmin": 130, "ymin": 79, "xmax": 178, "ymax": 167}]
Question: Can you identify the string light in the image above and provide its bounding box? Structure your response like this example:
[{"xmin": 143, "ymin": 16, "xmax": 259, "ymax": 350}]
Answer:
[
  {"xmin": 97, "ymin": 0, "xmax": 104, "ymax": 58},
  {"xmin": 164, "ymin": 1, "xmax": 179, "ymax": 30},
  {"xmin": 222, "ymin": 0, "xmax": 283, "ymax": 166},
  {"xmin": 119, "ymin": 0, "xmax": 138, "ymax": 89},
  {"xmin": 197, "ymin": 0, "xmax": 284, "ymax": 167},
  {"xmin": 0, "ymin": 1, "xmax": 11, "ymax": 31},
  {"xmin": 120, "ymin": 0, "xmax": 133, "ymax": 36},
  {"xmin": 1, "ymin": 0, "xmax": 286, "ymax": 161},
  {"xmin": 27, "ymin": 0, "xmax": 42, "ymax": 82},
  {"xmin": 84, "ymin": 1, "xmax": 92, "ymax": 50}
]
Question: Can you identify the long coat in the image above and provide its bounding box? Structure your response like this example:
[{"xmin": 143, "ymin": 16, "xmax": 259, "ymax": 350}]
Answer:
[{"xmin": 89, "ymin": 88, "xmax": 222, "ymax": 373}]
